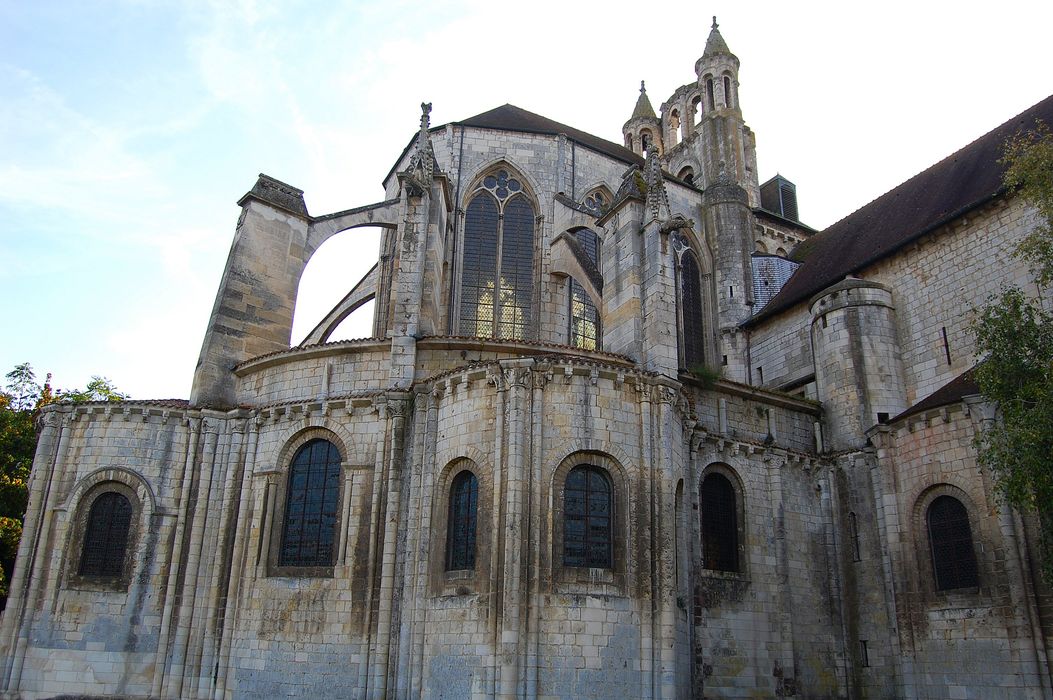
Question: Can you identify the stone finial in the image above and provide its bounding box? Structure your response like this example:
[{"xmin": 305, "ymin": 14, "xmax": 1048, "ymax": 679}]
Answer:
[
  {"xmin": 403, "ymin": 101, "xmax": 436, "ymax": 193},
  {"xmin": 712, "ymin": 15, "xmax": 718, "ymax": 30},
  {"xmin": 640, "ymin": 80, "xmax": 646, "ymax": 93}
]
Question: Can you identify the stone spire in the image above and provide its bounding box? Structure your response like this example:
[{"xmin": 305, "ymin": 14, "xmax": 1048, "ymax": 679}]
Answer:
[
  {"xmin": 632, "ymin": 80, "xmax": 657, "ymax": 120},
  {"xmin": 703, "ymin": 16, "xmax": 734, "ymax": 58},
  {"xmin": 403, "ymin": 102, "xmax": 435, "ymax": 192},
  {"xmin": 644, "ymin": 142, "xmax": 669, "ymax": 221}
]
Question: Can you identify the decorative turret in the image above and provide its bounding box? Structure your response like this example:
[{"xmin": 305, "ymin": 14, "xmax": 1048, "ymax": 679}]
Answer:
[{"xmin": 623, "ymin": 81, "xmax": 663, "ymax": 157}]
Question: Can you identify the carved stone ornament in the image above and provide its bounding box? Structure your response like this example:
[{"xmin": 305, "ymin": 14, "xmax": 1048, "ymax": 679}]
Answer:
[
  {"xmin": 645, "ymin": 145, "xmax": 670, "ymax": 221},
  {"xmin": 660, "ymin": 215, "xmax": 695, "ymax": 236},
  {"xmin": 402, "ymin": 102, "xmax": 436, "ymax": 195},
  {"xmin": 487, "ymin": 368, "xmax": 508, "ymax": 391}
]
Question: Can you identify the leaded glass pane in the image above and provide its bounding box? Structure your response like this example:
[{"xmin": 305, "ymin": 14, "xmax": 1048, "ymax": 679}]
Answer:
[
  {"xmin": 446, "ymin": 470, "xmax": 479, "ymax": 571},
  {"xmin": 79, "ymin": 492, "xmax": 133, "ymax": 578},
  {"xmin": 928, "ymin": 496, "xmax": 979, "ymax": 591},
  {"xmin": 700, "ymin": 473, "xmax": 738, "ymax": 572},
  {"xmin": 460, "ymin": 193, "xmax": 499, "ymax": 337},
  {"xmin": 573, "ymin": 228, "xmax": 600, "ymax": 266},
  {"xmin": 498, "ymin": 195, "xmax": 534, "ymax": 339},
  {"xmin": 569, "ymin": 279, "xmax": 599, "ymax": 350},
  {"xmin": 564, "ymin": 466, "xmax": 612, "ymax": 568},
  {"xmin": 280, "ymin": 439, "xmax": 342, "ymax": 567},
  {"xmin": 681, "ymin": 249, "xmax": 705, "ymax": 369}
]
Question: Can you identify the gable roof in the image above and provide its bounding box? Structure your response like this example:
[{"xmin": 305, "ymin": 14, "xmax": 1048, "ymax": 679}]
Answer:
[
  {"xmin": 746, "ymin": 93, "xmax": 1053, "ymax": 326},
  {"xmin": 456, "ymin": 104, "xmax": 645, "ymax": 168}
]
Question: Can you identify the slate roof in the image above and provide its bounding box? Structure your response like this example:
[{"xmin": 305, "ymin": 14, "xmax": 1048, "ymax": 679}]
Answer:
[
  {"xmin": 746, "ymin": 93, "xmax": 1053, "ymax": 326},
  {"xmin": 457, "ymin": 104, "xmax": 645, "ymax": 168},
  {"xmin": 891, "ymin": 368, "xmax": 979, "ymax": 423}
]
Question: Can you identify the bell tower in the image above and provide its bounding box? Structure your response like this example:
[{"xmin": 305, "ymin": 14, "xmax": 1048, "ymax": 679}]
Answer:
[
  {"xmin": 693, "ymin": 17, "xmax": 760, "ymax": 205},
  {"xmin": 622, "ymin": 81, "xmax": 663, "ymax": 157}
]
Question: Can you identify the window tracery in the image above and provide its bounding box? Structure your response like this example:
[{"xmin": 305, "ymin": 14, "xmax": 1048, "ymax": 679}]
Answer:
[{"xmin": 459, "ymin": 168, "xmax": 535, "ymax": 339}]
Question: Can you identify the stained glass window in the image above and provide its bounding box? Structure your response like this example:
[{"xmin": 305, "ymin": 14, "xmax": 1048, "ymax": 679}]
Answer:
[
  {"xmin": 564, "ymin": 466, "xmax": 612, "ymax": 568},
  {"xmin": 446, "ymin": 470, "xmax": 479, "ymax": 571},
  {"xmin": 280, "ymin": 439, "xmax": 342, "ymax": 568},
  {"xmin": 928, "ymin": 496, "xmax": 979, "ymax": 591},
  {"xmin": 700, "ymin": 472, "xmax": 738, "ymax": 572},
  {"xmin": 681, "ymin": 248, "xmax": 705, "ymax": 368},
  {"xmin": 79, "ymin": 491, "xmax": 133, "ymax": 578},
  {"xmin": 459, "ymin": 169, "xmax": 535, "ymax": 339}
]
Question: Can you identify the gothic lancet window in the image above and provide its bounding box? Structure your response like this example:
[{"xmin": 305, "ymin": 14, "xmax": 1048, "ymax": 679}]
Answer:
[
  {"xmin": 446, "ymin": 470, "xmax": 479, "ymax": 571},
  {"xmin": 79, "ymin": 492, "xmax": 133, "ymax": 578},
  {"xmin": 927, "ymin": 495, "xmax": 979, "ymax": 591},
  {"xmin": 700, "ymin": 472, "xmax": 739, "ymax": 572},
  {"xmin": 568, "ymin": 227, "xmax": 601, "ymax": 350},
  {"xmin": 279, "ymin": 439, "xmax": 342, "ymax": 568},
  {"xmin": 564, "ymin": 466, "xmax": 612, "ymax": 568},
  {"xmin": 459, "ymin": 169, "xmax": 535, "ymax": 339},
  {"xmin": 679, "ymin": 247, "xmax": 706, "ymax": 369}
]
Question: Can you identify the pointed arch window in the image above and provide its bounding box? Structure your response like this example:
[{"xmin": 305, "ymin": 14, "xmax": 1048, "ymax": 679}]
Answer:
[
  {"xmin": 927, "ymin": 495, "xmax": 979, "ymax": 591},
  {"xmin": 679, "ymin": 245, "xmax": 706, "ymax": 369},
  {"xmin": 446, "ymin": 470, "xmax": 479, "ymax": 571},
  {"xmin": 460, "ymin": 169, "xmax": 535, "ymax": 339},
  {"xmin": 568, "ymin": 227, "xmax": 601, "ymax": 350},
  {"xmin": 279, "ymin": 439, "xmax": 342, "ymax": 568},
  {"xmin": 79, "ymin": 491, "xmax": 133, "ymax": 578},
  {"xmin": 564, "ymin": 466, "xmax": 612, "ymax": 568},
  {"xmin": 700, "ymin": 472, "xmax": 739, "ymax": 572}
]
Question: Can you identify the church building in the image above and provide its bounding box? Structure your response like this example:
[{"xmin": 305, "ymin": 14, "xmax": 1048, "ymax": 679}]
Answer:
[{"xmin": 1, "ymin": 19, "xmax": 1051, "ymax": 699}]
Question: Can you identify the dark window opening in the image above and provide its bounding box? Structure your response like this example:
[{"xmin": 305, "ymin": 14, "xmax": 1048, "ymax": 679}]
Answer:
[
  {"xmin": 928, "ymin": 495, "xmax": 979, "ymax": 591},
  {"xmin": 723, "ymin": 76, "xmax": 732, "ymax": 108},
  {"xmin": 706, "ymin": 78, "xmax": 715, "ymax": 112},
  {"xmin": 79, "ymin": 492, "xmax": 133, "ymax": 578},
  {"xmin": 850, "ymin": 511, "xmax": 862, "ymax": 562},
  {"xmin": 859, "ymin": 640, "xmax": 869, "ymax": 668},
  {"xmin": 279, "ymin": 439, "xmax": 342, "ymax": 568},
  {"xmin": 681, "ymin": 249, "xmax": 706, "ymax": 368},
  {"xmin": 446, "ymin": 470, "xmax": 479, "ymax": 571},
  {"xmin": 941, "ymin": 326, "xmax": 952, "ymax": 365},
  {"xmin": 756, "ymin": 367, "xmax": 764, "ymax": 384},
  {"xmin": 700, "ymin": 472, "xmax": 738, "ymax": 572},
  {"xmin": 564, "ymin": 466, "xmax": 612, "ymax": 568}
]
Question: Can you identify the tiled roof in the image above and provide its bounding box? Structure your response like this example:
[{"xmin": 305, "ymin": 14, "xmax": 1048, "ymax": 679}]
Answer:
[
  {"xmin": 747, "ymin": 93, "xmax": 1053, "ymax": 326},
  {"xmin": 457, "ymin": 104, "xmax": 645, "ymax": 168}
]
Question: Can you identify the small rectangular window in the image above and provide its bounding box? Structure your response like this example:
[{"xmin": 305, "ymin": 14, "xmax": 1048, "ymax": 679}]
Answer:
[
  {"xmin": 859, "ymin": 640, "xmax": 869, "ymax": 667},
  {"xmin": 757, "ymin": 367, "xmax": 764, "ymax": 383}
]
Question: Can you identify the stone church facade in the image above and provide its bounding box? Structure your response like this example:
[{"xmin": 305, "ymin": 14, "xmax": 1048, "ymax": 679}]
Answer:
[{"xmin": 2, "ymin": 20, "xmax": 1051, "ymax": 700}]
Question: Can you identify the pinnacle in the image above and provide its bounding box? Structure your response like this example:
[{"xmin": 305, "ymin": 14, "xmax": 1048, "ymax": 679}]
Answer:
[
  {"xmin": 630, "ymin": 80, "xmax": 657, "ymax": 121},
  {"xmin": 703, "ymin": 16, "xmax": 733, "ymax": 58}
]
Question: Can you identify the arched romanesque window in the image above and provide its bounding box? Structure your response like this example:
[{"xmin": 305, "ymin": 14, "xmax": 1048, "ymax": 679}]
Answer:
[
  {"xmin": 568, "ymin": 227, "xmax": 601, "ymax": 350},
  {"xmin": 668, "ymin": 109, "xmax": 680, "ymax": 147},
  {"xmin": 927, "ymin": 495, "xmax": 979, "ymax": 591},
  {"xmin": 460, "ymin": 169, "xmax": 535, "ymax": 339},
  {"xmin": 678, "ymin": 166, "xmax": 695, "ymax": 186},
  {"xmin": 679, "ymin": 247, "xmax": 706, "ymax": 369},
  {"xmin": 706, "ymin": 77, "xmax": 716, "ymax": 112},
  {"xmin": 79, "ymin": 491, "xmax": 133, "ymax": 578},
  {"xmin": 700, "ymin": 472, "xmax": 739, "ymax": 572},
  {"xmin": 723, "ymin": 75, "xmax": 733, "ymax": 108},
  {"xmin": 564, "ymin": 466, "xmax": 612, "ymax": 568},
  {"xmin": 279, "ymin": 439, "xmax": 342, "ymax": 568},
  {"xmin": 446, "ymin": 470, "xmax": 479, "ymax": 571}
]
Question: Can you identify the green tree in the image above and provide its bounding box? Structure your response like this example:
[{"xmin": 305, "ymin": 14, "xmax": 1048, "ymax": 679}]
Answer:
[
  {"xmin": 0, "ymin": 364, "xmax": 128, "ymax": 597},
  {"xmin": 973, "ymin": 121, "xmax": 1053, "ymax": 583}
]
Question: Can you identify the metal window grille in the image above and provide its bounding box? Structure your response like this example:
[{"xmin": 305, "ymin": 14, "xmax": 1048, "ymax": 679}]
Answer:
[
  {"xmin": 928, "ymin": 495, "xmax": 979, "ymax": 591},
  {"xmin": 79, "ymin": 492, "xmax": 133, "ymax": 577},
  {"xmin": 564, "ymin": 466, "xmax": 612, "ymax": 568},
  {"xmin": 279, "ymin": 439, "xmax": 342, "ymax": 567},
  {"xmin": 446, "ymin": 470, "xmax": 479, "ymax": 571},
  {"xmin": 701, "ymin": 473, "xmax": 738, "ymax": 572},
  {"xmin": 681, "ymin": 249, "xmax": 706, "ymax": 368}
]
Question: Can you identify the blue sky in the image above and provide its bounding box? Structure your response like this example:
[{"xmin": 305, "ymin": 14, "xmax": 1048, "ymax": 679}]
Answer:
[{"xmin": 3, "ymin": 0, "xmax": 1052, "ymax": 399}]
